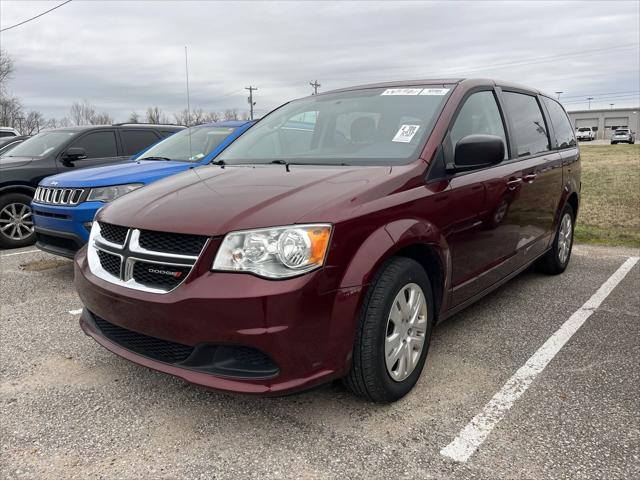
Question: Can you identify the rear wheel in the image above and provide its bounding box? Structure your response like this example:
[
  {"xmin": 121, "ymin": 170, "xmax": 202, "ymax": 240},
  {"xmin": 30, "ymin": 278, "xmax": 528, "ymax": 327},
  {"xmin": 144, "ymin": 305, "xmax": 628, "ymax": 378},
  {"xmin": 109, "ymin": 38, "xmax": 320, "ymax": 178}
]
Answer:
[
  {"xmin": 0, "ymin": 193, "xmax": 36, "ymax": 249},
  {"xmin": 537, "ymin": 203, "xmax": 575, "ymax": 275},
  {"xmin": 344, "ymin": 257, "xmax": 434, "ymax": 403}
]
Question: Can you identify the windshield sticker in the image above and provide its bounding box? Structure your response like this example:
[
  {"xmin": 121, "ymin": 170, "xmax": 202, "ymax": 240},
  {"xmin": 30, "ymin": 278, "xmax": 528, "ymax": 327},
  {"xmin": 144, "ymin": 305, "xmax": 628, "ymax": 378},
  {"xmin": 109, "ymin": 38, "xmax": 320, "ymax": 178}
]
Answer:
[
  {"xmin": 381, "ymin": 88, "xmax": 424, "ymax": 96},
  {"xmin": 419, "ymin": 88, "xmax": 450, "ymax": 96},
  {"xmin": 392, "ymin": 125, "xmax": 421, "ymax": 143}
]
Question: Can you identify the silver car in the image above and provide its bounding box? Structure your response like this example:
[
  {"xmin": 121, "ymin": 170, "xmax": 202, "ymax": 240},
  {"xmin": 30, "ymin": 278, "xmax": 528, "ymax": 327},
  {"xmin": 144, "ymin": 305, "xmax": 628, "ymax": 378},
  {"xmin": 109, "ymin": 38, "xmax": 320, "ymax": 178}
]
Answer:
[{"xmin": 610, "ymin": 128, "xmax": 636, "ymax": 144}]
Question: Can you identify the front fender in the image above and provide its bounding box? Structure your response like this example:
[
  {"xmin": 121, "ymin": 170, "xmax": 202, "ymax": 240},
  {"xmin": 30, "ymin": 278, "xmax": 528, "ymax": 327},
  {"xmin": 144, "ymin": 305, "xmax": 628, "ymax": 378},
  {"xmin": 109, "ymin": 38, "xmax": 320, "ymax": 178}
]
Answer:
[{"xmin": 338, "ymin": 218, "xmax": 450, "ymax": 303}]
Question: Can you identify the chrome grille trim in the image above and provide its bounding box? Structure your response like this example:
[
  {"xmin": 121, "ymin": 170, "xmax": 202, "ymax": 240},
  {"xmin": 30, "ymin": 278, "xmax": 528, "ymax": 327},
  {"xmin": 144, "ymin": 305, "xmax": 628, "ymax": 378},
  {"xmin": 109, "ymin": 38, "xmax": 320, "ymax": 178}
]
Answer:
[
  {"xmin": 87, "ymin": 223, "xmax": 207, "ymax": 294},
  {"xmin": 34, "ymin": 187, "xmax": 85, "ymax": 206}
]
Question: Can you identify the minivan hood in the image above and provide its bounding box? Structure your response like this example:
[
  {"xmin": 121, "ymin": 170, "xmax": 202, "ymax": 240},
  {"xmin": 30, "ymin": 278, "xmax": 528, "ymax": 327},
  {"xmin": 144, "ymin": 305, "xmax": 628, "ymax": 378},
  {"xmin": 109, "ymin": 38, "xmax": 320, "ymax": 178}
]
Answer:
[
  {"xmin": 0, "ymin": 156, "xmax": 34, "ymax": 168},
  {"xmin": 40, "ymin": 160, "xmax": 194, "ymax": 188},
  {"xmin": 99, "ymin": 164, "xmax": 413, "ymax": 236}
]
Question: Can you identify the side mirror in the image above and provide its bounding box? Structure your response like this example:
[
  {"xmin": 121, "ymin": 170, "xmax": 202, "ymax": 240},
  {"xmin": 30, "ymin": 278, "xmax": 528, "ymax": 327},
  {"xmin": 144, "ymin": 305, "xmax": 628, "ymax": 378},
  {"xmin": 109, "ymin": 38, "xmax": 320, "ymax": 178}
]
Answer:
[
  {"xmin": 61, "ymin": 147, "xmax": 87, "ymax": 163},
  {"xmin": 449, "ymin": 134, "xmax": 505, "ymax": 173}
]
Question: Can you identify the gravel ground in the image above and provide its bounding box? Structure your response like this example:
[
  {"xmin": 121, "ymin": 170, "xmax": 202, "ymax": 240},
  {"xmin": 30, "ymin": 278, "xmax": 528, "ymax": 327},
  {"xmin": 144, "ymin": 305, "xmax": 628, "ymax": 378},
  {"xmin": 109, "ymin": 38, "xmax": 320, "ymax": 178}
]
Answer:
[{"xmin": 1, "ymin": 244, "xmax": 638, "ymax": 479}]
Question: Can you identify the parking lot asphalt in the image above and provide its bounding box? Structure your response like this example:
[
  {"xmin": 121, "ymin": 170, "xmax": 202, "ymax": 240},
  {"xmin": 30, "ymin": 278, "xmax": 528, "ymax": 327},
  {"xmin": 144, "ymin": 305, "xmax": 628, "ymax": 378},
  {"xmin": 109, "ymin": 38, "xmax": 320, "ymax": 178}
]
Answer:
[{"xmin": 1, "ymin": 244, "xmax": 638, "ymax": 479}]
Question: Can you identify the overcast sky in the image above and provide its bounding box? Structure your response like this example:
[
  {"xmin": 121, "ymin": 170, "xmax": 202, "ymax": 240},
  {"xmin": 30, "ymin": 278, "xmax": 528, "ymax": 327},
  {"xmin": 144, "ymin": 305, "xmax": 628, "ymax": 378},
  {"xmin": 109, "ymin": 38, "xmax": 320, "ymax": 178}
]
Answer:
[{"xmin": 1, "ymin": 0, "xmax": 638, "ymax": 121}]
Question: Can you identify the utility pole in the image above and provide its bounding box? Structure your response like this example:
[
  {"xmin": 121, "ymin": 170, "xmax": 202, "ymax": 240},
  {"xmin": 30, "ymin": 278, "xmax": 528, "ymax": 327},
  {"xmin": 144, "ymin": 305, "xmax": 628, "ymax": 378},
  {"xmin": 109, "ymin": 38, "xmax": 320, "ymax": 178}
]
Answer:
[
  {"xmin": 184, "ymin": 46, "xmax": 191, "ymax": 127},
  {"xmin": 245, "ymin": 86, "xmax": 258, "ymax": 120},
  {"xmin": 555, "ymin": 91, "xmax": 563, "ymax": 100},
  {"xmin": 310, "ymin": 80, "xmax": 321, "ymax": 95},
  {"xmin": 587, "ymin": 97, "xmax": 594, "ymax": 109}
]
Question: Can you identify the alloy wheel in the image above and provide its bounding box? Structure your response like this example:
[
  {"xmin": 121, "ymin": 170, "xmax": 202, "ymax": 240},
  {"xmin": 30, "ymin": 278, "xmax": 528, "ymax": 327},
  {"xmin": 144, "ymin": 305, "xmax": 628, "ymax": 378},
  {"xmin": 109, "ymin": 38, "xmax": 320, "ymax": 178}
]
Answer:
[
  {"xmin": 385, "ymin": 282, "xmax": 428, "ymax": 382},
  {"xmin": 557, "ymin": 212, "xmax": 572, "ymax": 265},
  {"xmin": 0, "ymin": 202, "xmax": 34, "ymax": 241}
]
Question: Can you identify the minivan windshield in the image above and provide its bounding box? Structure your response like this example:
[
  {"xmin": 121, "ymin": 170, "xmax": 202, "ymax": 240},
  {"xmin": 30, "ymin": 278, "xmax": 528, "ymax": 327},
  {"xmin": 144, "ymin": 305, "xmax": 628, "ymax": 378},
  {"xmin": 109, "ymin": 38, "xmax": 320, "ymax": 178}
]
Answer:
[
  {"xmin": 218, "ymin": 86, "xmax": 453, "ymax": 166},
  {"xmin": 2, "ymin": 130, "xmax": 76, "ymax": 157},
  {"xmin": 577, "ymin": 127, "xmax": 592, "ymax": 132},
  {"xmin": 137, "ymin": 126, "xmax": 236, "ymax": 163}
]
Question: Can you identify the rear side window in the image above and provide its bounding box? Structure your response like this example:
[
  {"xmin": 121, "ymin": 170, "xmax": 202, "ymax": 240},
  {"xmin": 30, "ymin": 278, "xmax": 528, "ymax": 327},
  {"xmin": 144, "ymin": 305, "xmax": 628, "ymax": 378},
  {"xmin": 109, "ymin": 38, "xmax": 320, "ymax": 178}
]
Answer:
[
  {"xmin": 502, "ymin": 92, "xmax": 550, "ymax": 157},
  {"xmin": 121, "ymin": 130, "xmax": 161, "ymax": 156},
  {"xmin": 450, "ymin": 91, "xmax": 507, "ymax": 158},
  {"xmin": 542, "ymin": 97, "xmax": 576, "ymax": 149},
  {"xmin": 70, "ymin": 131, "xmax": 118, "ymax": 159},
  {"xmin": 160, "ymin": 130, "xmax": 179, "ymax": 137},
  {"xmin": 0, "ymin": 132, "xmax": 15, "ymax": 137}
]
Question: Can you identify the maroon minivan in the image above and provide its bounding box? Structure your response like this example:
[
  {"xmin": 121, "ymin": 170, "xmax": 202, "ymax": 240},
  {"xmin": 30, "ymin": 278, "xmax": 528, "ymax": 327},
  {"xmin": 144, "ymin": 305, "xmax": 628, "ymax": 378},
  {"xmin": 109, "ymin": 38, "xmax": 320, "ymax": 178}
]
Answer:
[{"xmin": 74, "ymin": 79, "xmax": 580, "ymax": 402}]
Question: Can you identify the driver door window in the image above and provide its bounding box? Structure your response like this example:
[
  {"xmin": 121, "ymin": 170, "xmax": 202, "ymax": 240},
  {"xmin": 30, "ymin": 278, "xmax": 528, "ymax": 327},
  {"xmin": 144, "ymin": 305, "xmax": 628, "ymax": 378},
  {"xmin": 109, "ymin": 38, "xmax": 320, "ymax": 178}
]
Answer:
[
  {"xmin": 450, "ymin": 91, "xmax": 507, "ymax": 158},
  {"xmin": 63, "ymin": 130, "xmax": 119, "ymax": 168}
]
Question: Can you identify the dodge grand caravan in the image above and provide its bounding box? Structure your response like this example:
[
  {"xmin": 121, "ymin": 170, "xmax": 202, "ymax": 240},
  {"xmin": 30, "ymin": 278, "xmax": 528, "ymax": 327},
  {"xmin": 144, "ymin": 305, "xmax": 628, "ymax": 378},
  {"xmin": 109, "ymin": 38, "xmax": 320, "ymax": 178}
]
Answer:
[{"xmin": 74, "ymin": 79, "xmax": 580, "ymax": 402}]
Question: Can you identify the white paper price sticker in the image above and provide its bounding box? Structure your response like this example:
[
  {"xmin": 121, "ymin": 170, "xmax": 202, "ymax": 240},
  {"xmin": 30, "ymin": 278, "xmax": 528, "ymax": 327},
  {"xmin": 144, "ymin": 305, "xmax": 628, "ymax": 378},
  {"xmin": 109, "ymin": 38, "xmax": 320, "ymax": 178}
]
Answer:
[
  {"xmin": 392, "ymin": 125, "xmax": 421, "ymax": 143},
  {"xmin": 381, "ymin": 88, "xmax": 423, "ymax": 96},
  {"xmin": 419, "ymin": 88, "xmax": 450, "ymax": 96}
]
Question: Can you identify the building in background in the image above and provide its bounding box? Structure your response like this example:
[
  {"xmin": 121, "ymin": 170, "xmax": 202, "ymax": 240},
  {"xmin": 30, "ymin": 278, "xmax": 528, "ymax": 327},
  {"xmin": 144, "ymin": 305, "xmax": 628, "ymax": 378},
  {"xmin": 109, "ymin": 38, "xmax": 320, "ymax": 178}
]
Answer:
[{"xmin": 567, "ymin": 107, "xmax": 639, "ymax": 140}]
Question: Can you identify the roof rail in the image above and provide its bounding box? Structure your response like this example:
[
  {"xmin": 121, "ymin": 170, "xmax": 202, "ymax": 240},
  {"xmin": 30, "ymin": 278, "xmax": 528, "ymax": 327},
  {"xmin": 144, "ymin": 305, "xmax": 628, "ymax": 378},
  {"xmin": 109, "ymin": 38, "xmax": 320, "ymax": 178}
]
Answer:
[{"xmin": 111, "ymin": 122, "xmax": 185, "ymax": 127}]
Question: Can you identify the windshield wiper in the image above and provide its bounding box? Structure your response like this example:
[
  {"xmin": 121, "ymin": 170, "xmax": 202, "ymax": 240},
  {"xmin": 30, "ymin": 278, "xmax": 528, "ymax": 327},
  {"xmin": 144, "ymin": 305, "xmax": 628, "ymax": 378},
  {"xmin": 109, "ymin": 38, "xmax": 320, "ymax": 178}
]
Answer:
[
  {"xmin": 139, "ymin": 156, "xmax": 173, "ymax": 161},
  {"xmin": 270, "ymin": 159, "xmax": 291, "ymax": 171}
]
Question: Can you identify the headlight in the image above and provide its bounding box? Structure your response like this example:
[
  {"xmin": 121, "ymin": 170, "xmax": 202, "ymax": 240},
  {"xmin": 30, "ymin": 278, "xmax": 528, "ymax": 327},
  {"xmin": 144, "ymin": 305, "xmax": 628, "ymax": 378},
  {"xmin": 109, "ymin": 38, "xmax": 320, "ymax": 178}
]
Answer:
[
  {"xmin": 213, "ymin": 224, "xmax": 332, "ymax": 279},
  {"xmin": 87, "ymin": 184, "xmax": 143, "ymax": 202}
]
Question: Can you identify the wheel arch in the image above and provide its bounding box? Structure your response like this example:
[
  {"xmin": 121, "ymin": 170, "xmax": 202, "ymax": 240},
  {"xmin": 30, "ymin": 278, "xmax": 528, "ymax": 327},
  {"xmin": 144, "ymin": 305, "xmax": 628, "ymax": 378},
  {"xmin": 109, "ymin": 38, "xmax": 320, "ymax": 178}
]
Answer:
[
  {"xmin": 338, "ymin": 218, "xmax": 450, "ymax": 318},
  {"xmin": 0, "ymin": 184, "xmax": 37, "ymax": 198}
]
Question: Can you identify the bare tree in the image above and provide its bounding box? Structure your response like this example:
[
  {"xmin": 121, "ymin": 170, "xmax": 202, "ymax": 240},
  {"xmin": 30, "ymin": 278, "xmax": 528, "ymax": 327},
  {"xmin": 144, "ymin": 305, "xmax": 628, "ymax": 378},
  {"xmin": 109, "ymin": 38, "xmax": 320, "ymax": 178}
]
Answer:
[
  {"xmin": 173, "ymin": 109, "xmax": 190, "ymax": 126},
  {"xmin": 23, "ymin": 110, "xmax": 45, "ymax": 135},
  {"xmin": 205, "ymin": 111, "xmax": 221, "ymax": 123},
  {"xmin": 0, "ymin": 95, "xmax": 22, "ymax": 127},
  {"xmin": 223, "ymin": 109, "xmax": 238, "ymax": 121},
  {"xmin": 145, "ymin": 106, "xmax": 168, "ymax": 124},
  {"xmin": 128, "ymin": 111, "xmax": 140, "ymax": 123},
  {"xmin": 69, "ymin": 100, "xmax": 97, "ymax": 126},
  {"xmin": 0, "ymin": 49, "xmax": 14, "ymax": 93},
  {"xmin": 92, "ymin": 112, "xmax": 113, "ymax": 125}
]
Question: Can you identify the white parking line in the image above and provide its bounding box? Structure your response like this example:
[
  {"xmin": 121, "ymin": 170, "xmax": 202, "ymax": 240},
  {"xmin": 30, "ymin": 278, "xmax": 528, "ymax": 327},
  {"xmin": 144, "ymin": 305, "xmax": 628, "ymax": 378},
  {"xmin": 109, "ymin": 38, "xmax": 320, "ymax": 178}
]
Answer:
[
  {"xmin": 0, "ymin": 249, "xmax": 40, "ymax": 258},
  {"xmin": 441, "ymin": 256, "xmax": 639, "ymax": 463},
  {"xmin": 68, "ymin": 309, "xmax": 83, "ymax": 315}
]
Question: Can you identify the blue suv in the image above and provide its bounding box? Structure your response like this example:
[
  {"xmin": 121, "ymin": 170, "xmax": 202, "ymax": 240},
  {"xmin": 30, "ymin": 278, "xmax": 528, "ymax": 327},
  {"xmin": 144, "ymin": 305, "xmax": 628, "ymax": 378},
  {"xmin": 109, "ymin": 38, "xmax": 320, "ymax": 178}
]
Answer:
[{"xmin": 32, "ymin": 120, "xmax": 255, "ymax": 257}]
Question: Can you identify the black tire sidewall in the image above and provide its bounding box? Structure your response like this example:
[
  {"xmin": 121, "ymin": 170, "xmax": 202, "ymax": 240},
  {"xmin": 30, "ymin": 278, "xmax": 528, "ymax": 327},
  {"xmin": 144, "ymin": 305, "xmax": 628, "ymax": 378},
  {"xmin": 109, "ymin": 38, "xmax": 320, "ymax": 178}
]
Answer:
[
  {"xmin": 0, "ymin": 192, "xmax": 36, "ymax": 249},
  {"xmin": 366, "ymin": 258, "xmax": 435, "ymax": 401}
]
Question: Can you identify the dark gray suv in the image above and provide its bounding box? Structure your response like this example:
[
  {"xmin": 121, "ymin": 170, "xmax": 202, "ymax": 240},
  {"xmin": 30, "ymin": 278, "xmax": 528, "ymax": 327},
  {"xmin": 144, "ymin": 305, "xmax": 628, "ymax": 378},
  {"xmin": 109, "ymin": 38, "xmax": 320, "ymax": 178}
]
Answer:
[{"xmin": 0, "ymin": 123, "xmax": 184, "ymax": 249}]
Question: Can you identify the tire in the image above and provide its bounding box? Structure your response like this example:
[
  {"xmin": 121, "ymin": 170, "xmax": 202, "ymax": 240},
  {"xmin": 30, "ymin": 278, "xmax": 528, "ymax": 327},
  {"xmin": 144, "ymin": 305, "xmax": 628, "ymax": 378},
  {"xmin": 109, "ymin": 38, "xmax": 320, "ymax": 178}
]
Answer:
[
  {"xmin": 0, "ymin": 193, "xmax": 36, "ymax": 249},
  {"xmin": 344, "ymin": 257, "xmax": 435, "ymax": 403},
  {"xmin": 537, "ymin": 203, "xmax": 575, "ymax": 275}
]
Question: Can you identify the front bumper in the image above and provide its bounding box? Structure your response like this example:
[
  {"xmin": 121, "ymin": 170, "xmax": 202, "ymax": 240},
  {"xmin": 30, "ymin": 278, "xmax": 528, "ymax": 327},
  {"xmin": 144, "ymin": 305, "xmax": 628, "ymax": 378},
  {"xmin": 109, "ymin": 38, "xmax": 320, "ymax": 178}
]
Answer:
[
  {"xmin": 32, "ymin": 201, "xmax": 103, "ymax": 257},
  {"xmin": 74, "ymin": 249, "xmax": 363, "ymax": 395}
]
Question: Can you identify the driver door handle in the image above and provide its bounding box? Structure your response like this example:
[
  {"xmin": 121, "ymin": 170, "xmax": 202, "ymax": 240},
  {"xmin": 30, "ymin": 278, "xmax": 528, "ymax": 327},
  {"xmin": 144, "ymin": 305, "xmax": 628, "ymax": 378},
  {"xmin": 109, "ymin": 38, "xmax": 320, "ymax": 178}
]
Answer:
[{"xmin": 507, "ymin": 177, "xmax": 522, "ymax": 190}]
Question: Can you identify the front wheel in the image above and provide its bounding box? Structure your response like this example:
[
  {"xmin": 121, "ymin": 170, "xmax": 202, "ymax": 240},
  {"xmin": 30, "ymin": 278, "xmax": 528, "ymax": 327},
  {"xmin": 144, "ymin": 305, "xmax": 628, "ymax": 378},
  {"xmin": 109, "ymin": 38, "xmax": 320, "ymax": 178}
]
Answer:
[
  {"xmin": 344, "ymin": 257, "xmax": 434, "ymax": 403},
  {"xmin": 0, "ymin": 193, "xmax": 36, "ymax": 249},
  {"xmin": 537, "ymin": 203, "xmax": 575, "ymax": 275}
]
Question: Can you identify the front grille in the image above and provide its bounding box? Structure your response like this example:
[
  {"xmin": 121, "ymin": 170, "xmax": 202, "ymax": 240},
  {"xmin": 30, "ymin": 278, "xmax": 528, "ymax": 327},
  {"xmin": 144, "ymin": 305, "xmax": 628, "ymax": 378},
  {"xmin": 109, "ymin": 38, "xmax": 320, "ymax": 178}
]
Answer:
[
  {"xmin": 35, "ymin": 233, "xmax": 81, "ymax": 255},
  {"xmin": 93, "ymin": 314, "xmax": 194, "ymax": 363},
  {"xmin": 230, "ymin": 346, "xmax": 275, "ymax": 368},
  {"xmin": 34, "ymin": 187, "xmax": 85, "ymax": 205},
  {"xmin": 32, "ymin": 209, "xmax": 70, "ymax": 220},
  {"xmin": 132, "ymin": 261, "xmax": 191, "ymax": 289},
  {"xmin": 138, "ymin": 229, "xmax": 207, "ymax": 256},
  {"xmin": 90, "ymin": 313, "xmax": 279, "ymax": 378},
  {"xmin": 88, "ymin": 223, "xmax": 208, "ymax": 293},
  {"xmin": 98, "ymin": 222, "xmax": 127, "ymax": 245},
  {"xmin": 97, "ymin": 250, "xmax": 121, "ymax": 277}
]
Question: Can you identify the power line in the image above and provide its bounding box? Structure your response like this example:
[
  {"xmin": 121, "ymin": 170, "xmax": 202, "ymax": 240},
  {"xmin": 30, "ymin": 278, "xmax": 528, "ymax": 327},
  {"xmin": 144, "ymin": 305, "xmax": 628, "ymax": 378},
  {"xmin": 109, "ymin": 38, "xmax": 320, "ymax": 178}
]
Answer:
[{"xmin": 0, "ymin": 0, "xmax": 72, "ymax": 32}]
